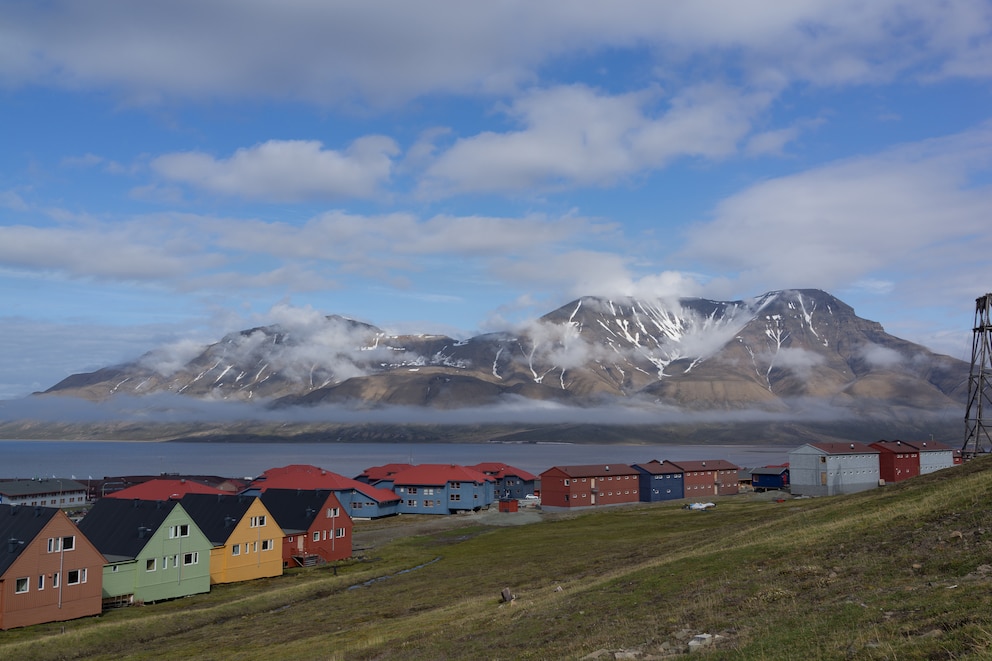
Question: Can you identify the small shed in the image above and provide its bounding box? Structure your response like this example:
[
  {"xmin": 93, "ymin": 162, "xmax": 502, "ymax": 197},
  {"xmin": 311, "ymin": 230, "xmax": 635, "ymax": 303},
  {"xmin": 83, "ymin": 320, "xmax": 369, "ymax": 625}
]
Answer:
[
  {"xmin": 750, "ymin": 465, "xmax": 790, "ymax": 491},
  {"xmin": 497, "ymin": 499, "xmax": 518, "ymax": 513}
]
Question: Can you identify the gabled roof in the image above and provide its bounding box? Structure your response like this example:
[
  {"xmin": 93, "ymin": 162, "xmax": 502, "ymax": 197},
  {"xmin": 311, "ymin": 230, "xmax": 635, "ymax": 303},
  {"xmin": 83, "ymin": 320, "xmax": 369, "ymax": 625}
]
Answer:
[
  {"xmin": 77, "ymin": 498, "xmax": 183, "ymax": 562},
  {"xmin": 0, "ymin": 478, "xmax": 87, "ymax": 497},
  {"xmin": 750, "ymin": 466, "xmax": 790, "ymax": 476},
  {"xmin": 0, "ymin": 504, "xmax": 60, "ymax": 576},
  {"xmin": 356, "ymin": 463, "xmax": 414, "ymax": 483},
  {"xmin": 632, "ymin": 462, "xmax": 683, "ymax": 476},
  {"xmin": 870, "ymin": 440, "xmax": 920, "ymax": 454},
  {"xmin": 904, "ymin": 440, "xmax": 955, "ymax": 452},
  {"xmin": 259, "ymin": 489, "xmax": 345, "ymax": 535},
  {"xmin": 105, "ymin": 478, "xmax": 227, "ymax": 501},
  {"xmin": 179, "ymin": 494, "xmax": 260, "ymax": 545},
  {"xmin": 805, "ymin": 442, "xmax": 879, "ymax": 455},
  {"xmin": 389, "ymin": 464, "xmax": 494, "ymax": 486},
  {"xmin": 540, "ymin": 464, "xmax": 641, "ymax": 478},
  {"xmin": 468, "ymin": 463, "xmax": 537, "ymax": 481},
  {"xmin": 663, "ymin": 459, "xmax": 740, "ymax": 472},
  {"xmin": 250, "ymin": 465, "xmax": 399, "ymax": 504}
]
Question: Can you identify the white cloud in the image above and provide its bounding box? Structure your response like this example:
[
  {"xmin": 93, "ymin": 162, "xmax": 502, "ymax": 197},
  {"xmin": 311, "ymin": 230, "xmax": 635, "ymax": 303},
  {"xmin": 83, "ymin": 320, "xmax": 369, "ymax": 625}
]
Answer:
[
  {"xmin": 858, "ymin": 343, "xmax": 905, "ymax": 369},
  {"xmin": 151, "ymin": 138, "xmax": 398, "ymax": 201},
  {"xmin": 420, "ymin": 83, "xmax": 770, "ymax": 195},
  {"xmin": 681, "ymin": 124, "xmax": 992, "ymax": 303},
  {"xmin": 1, "ymin": 2, "xmax": 986, "ymax": 105}
]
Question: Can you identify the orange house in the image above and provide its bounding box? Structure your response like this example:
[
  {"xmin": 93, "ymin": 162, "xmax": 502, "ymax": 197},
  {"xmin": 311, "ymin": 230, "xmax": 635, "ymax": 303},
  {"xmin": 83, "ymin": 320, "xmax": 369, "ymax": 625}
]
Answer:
[
  {"xmin": 180, "ymin": 494, "xmax": 282, "ymax": 584},
  {"xmin": 0, "ymin": 504, "xmax": 105, "ymax": 630}
]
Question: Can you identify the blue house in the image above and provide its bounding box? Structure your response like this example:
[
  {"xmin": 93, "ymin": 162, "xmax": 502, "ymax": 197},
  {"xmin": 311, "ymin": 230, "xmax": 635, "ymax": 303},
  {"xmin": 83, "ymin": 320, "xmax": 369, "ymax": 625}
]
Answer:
[
  {"xmin": 468, "ymin": 463, "xmax": 537, "ymax": 500},
  {"xmin": 632, "ymin": 461, "xmax": 684, "ymax": 502},
  {"xmin": 386, "ymin": 465, "xmax": 495, "ymax": 515},
  {"xmin": 750, "ymin": 465, "xmax": 790, "ymax": 491}
]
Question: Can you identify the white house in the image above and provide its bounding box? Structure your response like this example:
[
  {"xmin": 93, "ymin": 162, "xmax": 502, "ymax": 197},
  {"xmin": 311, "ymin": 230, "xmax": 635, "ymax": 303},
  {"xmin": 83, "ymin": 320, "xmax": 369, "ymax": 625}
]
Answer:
[{"xmin": 788, "ymin": 442, "xmax": 880, "ymax": 497}]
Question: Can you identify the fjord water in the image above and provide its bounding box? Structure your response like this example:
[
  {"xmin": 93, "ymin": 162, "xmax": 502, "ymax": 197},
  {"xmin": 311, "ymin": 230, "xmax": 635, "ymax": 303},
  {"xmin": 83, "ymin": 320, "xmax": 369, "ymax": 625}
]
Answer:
[{"xmin": 0, "ymin": 440, "xmax": 790, "ymax": 480}]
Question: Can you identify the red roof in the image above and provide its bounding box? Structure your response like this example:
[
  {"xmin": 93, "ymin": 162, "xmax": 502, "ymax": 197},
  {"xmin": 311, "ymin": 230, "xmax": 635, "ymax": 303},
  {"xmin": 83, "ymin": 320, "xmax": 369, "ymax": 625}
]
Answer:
[
  {"xmin": 389, "ymin": 464, "xmax": 494, "ymax": 486},
  {"xmin": 356, "ymin": 463, "xmax": 415, "ymax": 483},
  {"xmin": 251, "ymin": 465, "xmax": 399, "ymax": 503},
  {"xmin": 870, "ymin": 440, "xmax": 920, "ymax": 454},
  {"xmin": 468, "ymin": 462, "xmax": 537, "ymax": 481},
  {"xmin": 105, "ymin": 478, "xmax": 226, "ymax": 500}
]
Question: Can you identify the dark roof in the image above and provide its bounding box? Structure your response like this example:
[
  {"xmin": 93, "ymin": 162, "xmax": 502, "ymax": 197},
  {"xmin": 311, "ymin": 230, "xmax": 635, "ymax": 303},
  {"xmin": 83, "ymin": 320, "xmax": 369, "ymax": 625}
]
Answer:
[
  {"xmin": 807, "ymin": 442, "xmax": 879, "ymax": 455},
  {"xmin": 0, "ymin": 504, "xmax": 60, "ymax": 576},
  {"xmin": 179, "ymin": 493, "xmax": 258, "ymax": 545},
  {"xmin": 664, "ymin": 459, "xmax": 740, "ymax": 471},
  {"xmin": 632, "ymin": 462, "xmax": 683, "ymax": 476},
  {"xmin": 77, "ymin": 498, "xmax": 181, "ymax": 562},
  {"xmin": 0, "ymin": 478, "xmax": 87, "ymax": 497},
  {"xmin": 750, "ymin": 466, "xmax": 790, "ymax": 476},
  {"xmin": 540, "ymin": 464, "xmax": 641, "ymax": 478},
  {"xmin": 259, "ymin": 489, "xmax": 344, "ymax": 535}
]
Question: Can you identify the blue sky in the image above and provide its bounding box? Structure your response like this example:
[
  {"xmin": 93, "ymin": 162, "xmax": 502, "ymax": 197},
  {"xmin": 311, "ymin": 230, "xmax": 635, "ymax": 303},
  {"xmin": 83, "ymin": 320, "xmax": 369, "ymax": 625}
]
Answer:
[{"xmin": 1, "ymin": 1, "xmax": 991, "ymax": 399}]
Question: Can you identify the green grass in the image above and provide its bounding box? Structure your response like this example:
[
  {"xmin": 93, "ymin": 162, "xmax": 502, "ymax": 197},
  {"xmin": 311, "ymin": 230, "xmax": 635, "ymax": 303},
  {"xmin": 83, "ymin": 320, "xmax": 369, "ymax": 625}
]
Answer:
[{"xmin": 5, "ymin": 457, "xmax": 992, "ymax": 659}]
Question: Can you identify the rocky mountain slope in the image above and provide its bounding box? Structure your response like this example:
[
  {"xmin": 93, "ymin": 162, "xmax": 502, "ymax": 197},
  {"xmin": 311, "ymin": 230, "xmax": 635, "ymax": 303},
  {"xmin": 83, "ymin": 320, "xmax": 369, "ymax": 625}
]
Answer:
[{"xmin": 43, "ymin": 289, "xmax": 968, "ymax": 420}]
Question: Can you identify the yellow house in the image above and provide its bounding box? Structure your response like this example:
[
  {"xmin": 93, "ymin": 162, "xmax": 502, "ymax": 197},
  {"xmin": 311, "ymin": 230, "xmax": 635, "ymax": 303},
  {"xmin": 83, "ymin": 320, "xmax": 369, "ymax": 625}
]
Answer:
[{"xmin": 180, "ymin": 494, "xmax": 282, "ymax": 584}]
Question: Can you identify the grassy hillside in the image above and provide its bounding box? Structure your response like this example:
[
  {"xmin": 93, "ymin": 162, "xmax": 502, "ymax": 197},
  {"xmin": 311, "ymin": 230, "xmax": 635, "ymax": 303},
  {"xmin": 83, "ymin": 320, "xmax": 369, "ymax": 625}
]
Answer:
[{"xmin": 4, "ymin": 457, "xmax": 992, "ymax": 659}]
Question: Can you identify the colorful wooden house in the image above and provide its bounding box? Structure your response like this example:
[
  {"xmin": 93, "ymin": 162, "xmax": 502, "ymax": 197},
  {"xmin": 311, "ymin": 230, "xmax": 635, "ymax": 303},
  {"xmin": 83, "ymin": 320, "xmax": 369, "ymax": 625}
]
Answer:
[
  {"xmin": 382, "ymin": 465, "xmax": 496, "ymax": 514},
  {"xmin": 468, "ymin": 463, "xmax": 537, "ymax": 499},
  {"xmin": 789, "ymin": 442, "xmax": 881, "ymax": 496},
  {"xmin": 750, "ymin": 465, "xmax": 790, "ymax": 491},
  {"xmin": 179, "ymin": 494, "xmax": 282, "ymax": 584},
  {"xmin": 663, "ymin": 460, "xmax": 740, "ymax": 497},
  {"xmin": 259, "ymin": 489, "xmax": 352, "ymax": 567},
  {"xmin": 870, "ymin": 441, "xmax": 920, "ymax": 483},
  {"xmin": 76, "ymin": 498, "xmax": 211, "ymax": 607},
  {"xmin": 0, "ymin": 504, "xmax": 104, "ymax": 630},
  {"xmin": 538, "ymin": 464, "xmax": 641, "ymax": 510},
  {"xmin": 247, "ymin": 465, "xmax": 400, "ymax": 519},
  {"xmin": 632, "ymin": 461, "xmax": 684, "ymax": 502}
]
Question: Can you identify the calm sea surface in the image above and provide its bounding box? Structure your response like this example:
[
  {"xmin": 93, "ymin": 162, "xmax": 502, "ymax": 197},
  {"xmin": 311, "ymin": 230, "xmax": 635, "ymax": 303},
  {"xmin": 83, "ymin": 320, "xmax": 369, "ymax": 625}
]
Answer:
[{"xmin": 0, "ymin": 440, "xmax": 790, "ymax": 481}]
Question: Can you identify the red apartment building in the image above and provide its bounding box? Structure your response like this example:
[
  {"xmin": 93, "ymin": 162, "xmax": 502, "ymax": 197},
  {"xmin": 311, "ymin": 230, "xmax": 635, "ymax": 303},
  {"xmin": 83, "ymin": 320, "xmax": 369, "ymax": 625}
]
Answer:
[{"xmin": 538, "ymin": 464, "xmax": 641, "ymax": 509}]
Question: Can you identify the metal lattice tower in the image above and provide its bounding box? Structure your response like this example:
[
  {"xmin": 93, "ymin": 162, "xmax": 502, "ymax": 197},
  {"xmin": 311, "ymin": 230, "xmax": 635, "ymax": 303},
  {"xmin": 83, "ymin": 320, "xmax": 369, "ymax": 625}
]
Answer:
[{"xmin": 963, "ymin": 293, "xmax": 992, "ymax": 459}]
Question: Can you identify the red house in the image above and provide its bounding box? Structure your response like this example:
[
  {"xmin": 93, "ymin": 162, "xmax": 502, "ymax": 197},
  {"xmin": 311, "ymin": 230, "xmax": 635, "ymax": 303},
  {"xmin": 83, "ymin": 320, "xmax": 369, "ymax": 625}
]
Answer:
[
  {"xmin": 259, "ymin": 489, "xmax": 352, "ymax": 567},
  {"xmin": 538, "ymin": 464, "xmax": 641, "ymax": 509},
  {"xmin": 663, "ymin": 460, "xmax": 740, "ymax": 497},
  {"xmin": 1, "ymin": 505, "xmax": 105, "ymax": 630},
  {"xmin": 870, "ymin": 440, "xmax": 920, "ymax": 483}
]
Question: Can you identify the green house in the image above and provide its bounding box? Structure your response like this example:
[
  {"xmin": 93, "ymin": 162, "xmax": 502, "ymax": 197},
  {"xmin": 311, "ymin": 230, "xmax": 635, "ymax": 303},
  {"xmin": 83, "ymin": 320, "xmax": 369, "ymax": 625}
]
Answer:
[{"xmin": 77, "ymin": 499, "xmax": 211, "ymax": 606}]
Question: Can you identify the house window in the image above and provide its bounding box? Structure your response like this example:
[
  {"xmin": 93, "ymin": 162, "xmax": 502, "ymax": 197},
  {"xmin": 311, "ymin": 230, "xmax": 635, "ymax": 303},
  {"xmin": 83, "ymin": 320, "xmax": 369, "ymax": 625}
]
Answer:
[
  {"xmin": 406, "ymin": 499, "xmax": 417, "ymax": 507},
  {"xmin": 326, "ymin": 507, "xmax": 340, "ymax": 518},
  {"xmin": 61, "ymin": 535, "xmax": 75, "ymax": 551},
  {"xmin": 15, "ymin": 577, "xmax": 29, "ymax": 593},
  {"xmin": 261, "ymin": 539, "xmax": 274, "ymax": 551},
  {"xmin": 451, "ymin": 494, "xmax": 461, "ymax": 501},
  {"xmin": 563, "ymin": 479, "xmax": 570, "ymax": 486},
  {"xmin": 407, "ymin": 486, "xmax": 418, "ymax": 494},
  {"xmin": 424, "ymin": 488, "xmax": 434, "ymax": 496},
  {"xmin": 172, "ymin": 554, "xmax": 179, "ymax": 568},
  {"xmin": 313, "ymin": 531, "xmax": 320, "ymax": 542},
  {"xmin": 183, "ymin": 552, "xmax": 199, "ymax": 565},
  {"xmin": 170, "ymin": 524, "xmax": 190, "ymax": 538},
  {"xmin": 250, "ymin": 515, "xmax": 267, "ymax": 528},
  {"xmin": 38, "ymin": 574, "xmax": 45, "ymax": 590},
  {"xmin": 232, "ymin": 544, "xmax": 241, "ymax": 556},
  {"xmin": 451, "ymin": 482, "xmax": 461, "ymax": 489},
  {"xmin": 52, "ymin": 572, "xmax": 60, "ymax": 588},
  {"xmin": 146, "ymin": 558, "xmax": 157, "ymax": 571},
  {"xmin": 336, "ymin": 528, "xmax": 346, "ymax": 538},
  {"xmin": 47, "ymin": 537, "xmax": 61, "ymax": 553},
  {"xmin": 352, "ymin": 502, "xmax": 363, "ymax": 509},
  {"xmin": 67, "ymin": 569, "xmax": 86, "ymax": 585}
]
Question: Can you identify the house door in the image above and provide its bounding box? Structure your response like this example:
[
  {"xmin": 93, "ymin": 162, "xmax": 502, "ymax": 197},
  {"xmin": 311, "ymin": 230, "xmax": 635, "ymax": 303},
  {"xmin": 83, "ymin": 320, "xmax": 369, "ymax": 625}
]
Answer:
[{"xmin": 590, "ymin": 478, "xmax": 596, "ymax": 505}]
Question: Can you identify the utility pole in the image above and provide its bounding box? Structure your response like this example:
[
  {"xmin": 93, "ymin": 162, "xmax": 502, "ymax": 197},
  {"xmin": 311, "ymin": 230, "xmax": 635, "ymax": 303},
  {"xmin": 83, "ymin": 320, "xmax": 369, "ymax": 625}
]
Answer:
[{"xmin": 963, "ymin": 293, "xmax": 992, "ymax": 459}]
